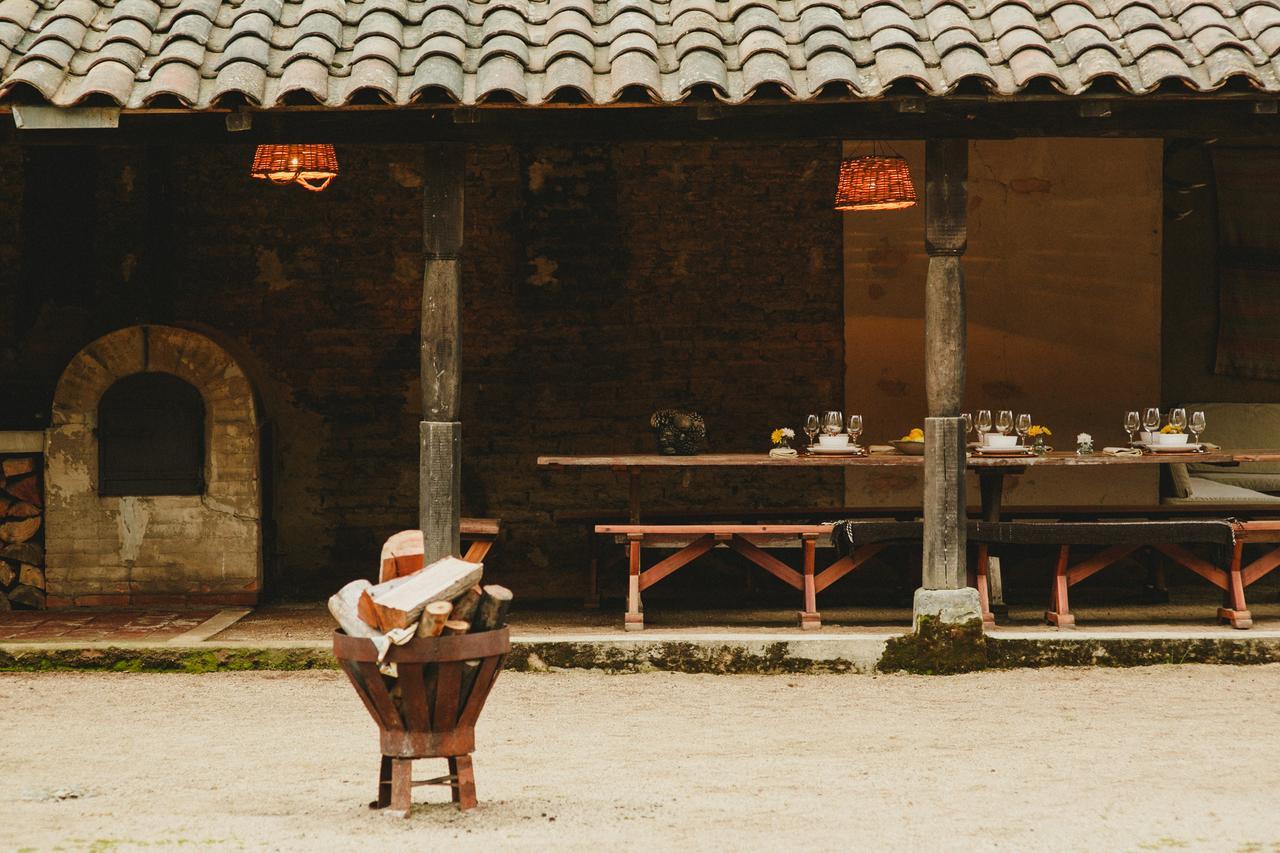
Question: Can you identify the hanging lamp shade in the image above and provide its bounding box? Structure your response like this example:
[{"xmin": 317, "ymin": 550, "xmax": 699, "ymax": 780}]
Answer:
[
  {"xmin": 834, "ymin": 154, "xmax": 917, "ymax": 211},
  {"xmin": 250, "ymin": 144, "xmax": 338, "ymax": 192}
]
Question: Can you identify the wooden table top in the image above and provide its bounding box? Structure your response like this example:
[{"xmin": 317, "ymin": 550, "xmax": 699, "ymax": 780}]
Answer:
[{"xmin": 536, "ymin": 450, "xmax": 1280, "ymax": 469}]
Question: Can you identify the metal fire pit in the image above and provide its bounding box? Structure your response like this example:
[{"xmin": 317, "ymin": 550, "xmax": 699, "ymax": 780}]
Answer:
[{"xmin": 332, "ymin": 627, "xmax": 510, "ymax": 816}]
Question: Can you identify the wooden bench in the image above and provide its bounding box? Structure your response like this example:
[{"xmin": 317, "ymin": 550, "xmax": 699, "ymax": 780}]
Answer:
[
  {"xmin": 596, "ymin": 522, "xmax": 916, "ymax": 630},
  {"xmin": 379, "ymin": 519, "xmax": 502, "ymax": 583},
  {"xmin": 968, "ymin": 520, "xmax": 1241, "ymax": 628},
  {"xmin": 1223, "ymin": 521, "xmax": 1280, "ymax": 629}
]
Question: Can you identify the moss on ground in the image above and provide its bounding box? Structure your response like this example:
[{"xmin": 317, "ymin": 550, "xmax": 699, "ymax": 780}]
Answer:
[{"xmin": 0, "ymin": 647, "xmax": 337, "ymax": 673}]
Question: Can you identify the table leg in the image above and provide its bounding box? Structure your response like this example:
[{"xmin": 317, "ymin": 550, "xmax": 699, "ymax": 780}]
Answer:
[
  {"xmin": 625, "ymin": 534, "xmax": 643, "ymax": 631},
  {"xmin": 799, "ymin": 534, "xmax": 821, "ymax": 630},
  {"xmin": 977, "ymin": 471, "xmax": 1006, "ymax": 625}
]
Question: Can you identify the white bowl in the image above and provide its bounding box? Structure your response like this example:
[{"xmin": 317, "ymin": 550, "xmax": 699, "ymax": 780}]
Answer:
[
  {"xmin": 982, "ymin": 433, "xmax": 1018, "ymax": 449},
  {"xmin": 818, "ymin": 433, "xmax": 850, "ymax": 448},
  {"xmin": 1151, "ymin": 432, "xmax": 1189, "ymax": 446}
]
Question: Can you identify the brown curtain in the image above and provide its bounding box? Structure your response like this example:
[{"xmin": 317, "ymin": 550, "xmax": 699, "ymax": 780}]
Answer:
[{"xmin": 1212, "ymin": 148, "xmax": 1280, "ymax": 381}]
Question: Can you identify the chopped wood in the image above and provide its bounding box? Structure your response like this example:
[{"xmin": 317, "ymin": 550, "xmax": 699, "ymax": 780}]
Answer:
[
  {"xmin": 328, "ymin": 579, "xmax": 381, "ymax": 639},
  {"xmin": 2, "ymin": 458, "xmax": 34, "ymax": 478},
  {"xmin": 7, "ymin": 583, "xmax": 45, "ymax": 609},
  {"xmin": 357, "ymin": 556, "xmax": 482, "ymax": 633},
  {"xmin": 442, "ymin": 620, "xmax": 470, "ymax": 635},
  {"xmin": 417, "ymin": 600, "xmax": 453, "ymax": 638},
  {"xmin": 0, "ymin": 517, "xmax": 41, "ymax": 545},
  {"xmin": 0, "ymin": 561, "xmax": 14, "ymax": 587},
  {"xmin": 473, "ymin": 585, "xmax": 513, "ymax": 632},
  {"xmin": 0, "ymin": 543, "xmax": 43, "ymax": 566},
  {"xmin": 4, "ymin": 475, "xmax": 40, "ymax": 508},
  {"xmin": 5, "ymin": 502, "xmax": 39, "ymax": 519},
  {"xmin": 450, "ymin": 585, "xmax": 483, "ymax": 623},
  {"xmin": 0, "ymin": 496, "xmax": 10, "ymax": 516},
  {"xmin": 17, "ymin": 564, "xmax": 43, "ymax": 591}
]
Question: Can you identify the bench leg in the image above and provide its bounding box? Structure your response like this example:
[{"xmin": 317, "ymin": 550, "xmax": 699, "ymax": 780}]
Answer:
[
  {"xmin": 1219, "ymin": 542, "xmax": 1253, "ymax": 629},
  {"xmin": 1045, "ymin": 545, "xmax": 1075, "ymax": 628},
  {"xmin": 798, "ymin": 535, "xmax": 821, "ymax": 630},
  {"xmin": 625, "ymin": 535, "xmax": 644, "ymax": 631},
  {"xmin": 975, "ymin": 545, "xmax": 996, "ymax": 629}
]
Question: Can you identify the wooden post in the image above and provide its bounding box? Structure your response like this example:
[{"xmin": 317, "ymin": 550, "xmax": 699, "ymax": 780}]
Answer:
[
  {"xmin": 421, "ymin": 144, "xmax": 465, "ymax": 564},
  {"xmin": 921, "ymin": 139, "xmax": 968, "ymax": 592}
]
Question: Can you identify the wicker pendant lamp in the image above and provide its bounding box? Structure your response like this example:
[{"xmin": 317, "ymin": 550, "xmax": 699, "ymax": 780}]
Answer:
[
  {"xmin": 834, "ymin": 143, "xmax": 916, "ymax": 211},
  {"xmin": 250, "ymin": 144, "xmax": 339, "ymax": 192}
]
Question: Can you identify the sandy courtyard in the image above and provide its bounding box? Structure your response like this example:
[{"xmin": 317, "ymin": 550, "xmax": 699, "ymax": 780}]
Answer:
[{"xmin": 2, "ymin": 667, "xmax": 1279, "ymax": 852}]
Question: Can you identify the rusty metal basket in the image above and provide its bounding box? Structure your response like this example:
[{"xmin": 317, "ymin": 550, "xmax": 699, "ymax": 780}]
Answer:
[{"xmin": 332, "ymin": 627, "xmax": 510, "ymax": 815}]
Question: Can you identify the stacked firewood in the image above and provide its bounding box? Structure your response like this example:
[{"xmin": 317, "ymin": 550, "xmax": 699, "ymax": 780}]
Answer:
[
  {"xmin": 0, "ymin": 455, "xmax": 44, "ymax": 610},
  {"xmin": 328, "ymin": 555, "xmax": 512, "ymax": 644}
]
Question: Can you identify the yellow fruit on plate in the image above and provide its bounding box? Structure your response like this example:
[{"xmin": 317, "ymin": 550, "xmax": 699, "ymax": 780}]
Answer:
[{"xmin": 899, "ymin": 428, "xmax": 924, "ymax": 442}]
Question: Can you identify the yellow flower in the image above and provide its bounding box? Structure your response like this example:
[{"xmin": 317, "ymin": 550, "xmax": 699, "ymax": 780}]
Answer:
[
  {"xmin": 1027, "ymin": 425, "xmax": 1052, "ymax": 437},
  {"xmin": 770, "ymin": 429, "xmax": 784, "ymax": 445}
]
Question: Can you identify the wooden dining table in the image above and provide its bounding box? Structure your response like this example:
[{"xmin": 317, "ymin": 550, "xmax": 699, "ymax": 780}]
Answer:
[{"xmin": 537, "ymin": 449, "xmax": 1274, "ymax": 525}]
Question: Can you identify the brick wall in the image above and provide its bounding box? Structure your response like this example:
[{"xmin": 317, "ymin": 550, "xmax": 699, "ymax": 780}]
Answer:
[{"xmin": 0, "ymin": 140, "xmax": 845, "ymax": 600}]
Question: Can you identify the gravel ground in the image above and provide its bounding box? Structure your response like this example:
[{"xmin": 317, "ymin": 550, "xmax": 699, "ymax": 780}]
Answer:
[{"xmin": 2, "ymin": 667, "xmax": 1279, "ymax": 852}]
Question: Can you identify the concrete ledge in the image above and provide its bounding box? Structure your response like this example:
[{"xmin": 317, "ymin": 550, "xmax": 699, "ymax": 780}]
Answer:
[
  {"xmin": 0, "ymin": 431, "xmax": 43, "ymax": 453},
  {"xmin": 3, "ymin": 630, "xmax": 1280, "ymax": 673}
]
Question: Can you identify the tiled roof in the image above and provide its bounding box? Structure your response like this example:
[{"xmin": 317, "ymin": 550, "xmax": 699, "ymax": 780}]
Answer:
[{"xmin": 2, "ymin": 0, "xmax": 1280, "ymax": 109}]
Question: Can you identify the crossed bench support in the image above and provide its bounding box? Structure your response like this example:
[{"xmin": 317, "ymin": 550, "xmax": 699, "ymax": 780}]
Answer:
[
  {"xmin": 596, "ymin": 524, "xmax": 892, "ymax": 630},
  {"xmin": 969, "ymin": 520, "xmax": 1242, "ymax": 628},
  {"xmin": 1222, "ymin": 521, "xmax": 1280, "ymax": 629}
]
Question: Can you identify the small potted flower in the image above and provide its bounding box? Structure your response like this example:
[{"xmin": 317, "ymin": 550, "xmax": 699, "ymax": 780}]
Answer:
[
  {"xmin": 1026, "ymin": 424, "xmax": 1053, "ymax": 455},
  {"xmin": 769, "ymin": 427, "xmax": 797, "ymax": 458},
  {"xmin": 1076, "ymin": 432, "xmax": 1094, "ymax": 455}
]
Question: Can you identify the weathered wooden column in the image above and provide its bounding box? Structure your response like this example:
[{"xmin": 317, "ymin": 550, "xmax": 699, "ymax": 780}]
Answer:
[
  {"xmin": 420, "ymin": 144, "xmax": 464, "ymax": 563},
  {"xmin": 915, "ymin": 138, "xmax": 982, "ymax": 629}
]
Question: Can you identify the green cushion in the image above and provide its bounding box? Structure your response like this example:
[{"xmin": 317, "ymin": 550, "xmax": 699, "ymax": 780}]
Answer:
[
  {"xmin": 1192, "ymin": 471, "xmax": 1280, "ymax": 493},
  {"xmin": 1184, "ymin": 402, "xmax": 1280, "ymax": 476},
  {"xmin": 1162, "ymin": 477, "xmax": 1280, "ymax": 504}
]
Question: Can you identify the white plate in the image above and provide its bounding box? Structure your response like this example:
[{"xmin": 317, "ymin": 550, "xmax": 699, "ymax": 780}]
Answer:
[
  {"xmin": 1146, "ymin": 443, "xmax": 1202, "ymax": 453},
  {"xmin": 973, "ymin": 446, "xmax": 1034, "ymax": 456},
  {"xmin": 810, "ymin": 445, "xmax": 862, "ymax": 455}
]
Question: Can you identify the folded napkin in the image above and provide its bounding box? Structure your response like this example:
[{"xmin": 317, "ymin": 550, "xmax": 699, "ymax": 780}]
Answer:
[
  {"xmin": 768, "ymin": 447, "xmax": 798, "ymax": 458},
  {"xmin": 868, "ymin": 444, "xmax": 896, "ymax": 454},
  {"xmin": 1102, "ymin": 447, "xmax": 1143, "ymax": 456}
]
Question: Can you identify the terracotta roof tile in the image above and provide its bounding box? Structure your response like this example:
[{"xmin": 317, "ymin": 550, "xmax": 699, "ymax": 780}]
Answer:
[{"xmin": 2, "ymin": 0, "xmax": 1280, "ymax": 107}]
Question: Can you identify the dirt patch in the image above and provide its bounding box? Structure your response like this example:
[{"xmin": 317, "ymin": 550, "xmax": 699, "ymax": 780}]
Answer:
[{"xmin": 2, "ymin": 668, "xmax": 1279, "ymax": 850}]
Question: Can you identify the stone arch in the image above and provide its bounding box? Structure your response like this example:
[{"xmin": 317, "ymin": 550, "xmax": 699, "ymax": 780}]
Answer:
[{"xmin": 45, "ymin": 325, "xmax": 262, "ymax": 606}]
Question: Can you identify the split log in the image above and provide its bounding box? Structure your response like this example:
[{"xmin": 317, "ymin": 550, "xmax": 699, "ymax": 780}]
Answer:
[
  {"xmin": 18, "ymin": 564, "xmax": 43, "ymax": 591},
  {"xmin": 0, "ymin": 561, "xmax": 14, "ymax": 587},
  {"xmin": 0, "ymin": 543, "xmax": 43, "ymax": 566},
  {"xmin": 0, "ymin": 496, "xmax": 10, "ymax": 516},
  {"xmin": 2, "ymin": 457, "xmax": 34, "ymax": 478},
  {"xmin": 5, "ymin": 502, "xmax": 39, "ymax": 519},
  {"xmin": 417, "ymin": 600, "xmax": 453, "ymax": 638},
  {"xmin": 442, "ymin": 620, "xmax": 470, "ymax": 635},
  {"xmin": 450, "ymin": 585, "xmax": 483, "ymax": 624},
  {"xmin": 8, "ymin": 583, "xmax": 45, "ymax": 609},
  {"xmin": 0, "ymin": 517, "xmax": 41, "ymax": 545},
  {"xmin": 0, "ymin": 595, "xmax": 9, "ymax": 611},
  {"xmin": 460, "ymin": 585, "xmax": 513, "ymax": 706},
  {"xmin": 3, "ymin": 476, "xmax": 40, "ymax": 509},
  {"xmin": 328, "ymin": 579, "xmax": 380, "ymax": 639},
  {"xmin": 357, "ymin": 556, "xmax": 482, "ymax": 633}
]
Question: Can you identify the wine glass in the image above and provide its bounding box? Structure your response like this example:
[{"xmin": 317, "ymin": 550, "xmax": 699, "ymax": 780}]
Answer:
[
  {"xmin": 804, "ymin": 414, "xmax": 819, "ymax": 449},
  {"xmin": 1170, "ymin": 407, "xmax": 1187, "ymax": 433},
  {"xmin": 997, "ymin": 410, "xmax": 1013, "ymax": 436},
  {"xmin": 847, "ymin": 414, "xmax": 863, "ymax": 448},
  {"xmin": 961, "ymin": 412, "xmax": 973, "ymax": 437},
  {"xmin": 1190, "ymin": 410, "xmax": 1206, "ymax": 444},
  {"xmin": 976, "ymin": 409, "xmax": 992, "ymax": 439},
  {"xmin": 1016, "ymin": 413, "xmax": 1032, "ymax": 445},
  {"xmin": 1124, "ymin": 410, "xmax": 1140, "ymax": 444},
  {"xmin": 823, "ymin": 411, "xmax": 843, "ymax": 437},
  {"xmin": 1143, "ymin": 408, "xmax": 1161, "ymax": 437}
]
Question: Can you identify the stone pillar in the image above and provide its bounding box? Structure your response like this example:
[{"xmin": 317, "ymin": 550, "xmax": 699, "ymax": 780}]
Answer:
[
  {"xmin": 915, "ymin": 139, "xmax": 981, "ymax": 629},
  {"xmin": 420, "ymin": 145, "xmax": 464, "ymax": 564}
]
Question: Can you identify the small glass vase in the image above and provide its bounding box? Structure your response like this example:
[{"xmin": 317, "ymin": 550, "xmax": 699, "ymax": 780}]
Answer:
[{"xmin": 1033, "ymin": 437, "xmax": 1049, "ymax": 456}]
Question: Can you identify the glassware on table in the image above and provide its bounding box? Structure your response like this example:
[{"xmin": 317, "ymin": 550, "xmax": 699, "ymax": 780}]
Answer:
[
  {"xmin": 1190, "ymin": 410, "xmax": 1206, "ymax": 444},
  {"xmin": 804, "ymin": 414, "xmax": 820, "ymax": 449},
  {"xmin": 1124, "ymin": 411, "xmax": 1141, "ymax": 445},
  {"xmin": 1143, "ymin": 407, "xmax": 1161, "ymax": 435},
  {"xmin": 1170, "ymin": 408, "xmax": 1187, "ymax": 433},
  {"xmin": 976, "ymin": 410, "xmax": 992, "ymax": 440},
  {"xmin": 961, "ymin": 413, "xmax": 973, "ymax": 437},
  {"xmin": 847, "ymin": 414, "xmax": 864, "ymax": 448},
  {"xmin": 822, "ymin": 411, "xmax": 844, "ymax": 436},
  {"xmin": 997, "ymin": 410, "xmax": 1013, "ymax": 436},
  {"xmin": 1016, "ymin": 413, "xmax": 1032, "ymax": 445}
]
